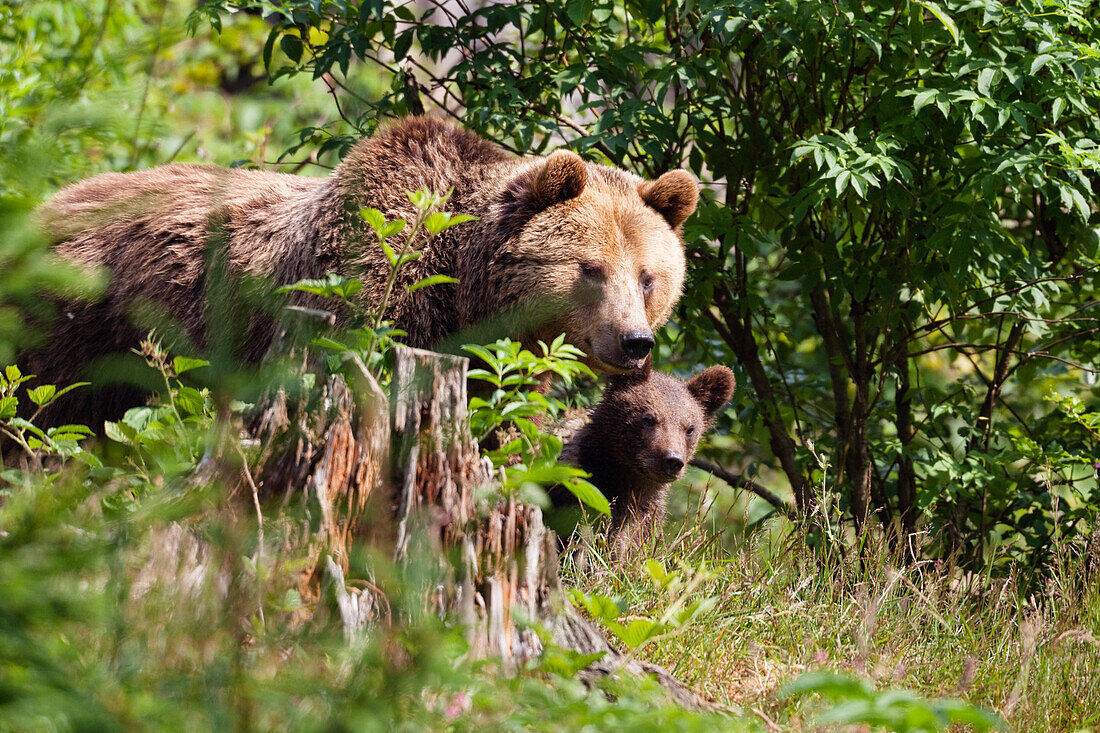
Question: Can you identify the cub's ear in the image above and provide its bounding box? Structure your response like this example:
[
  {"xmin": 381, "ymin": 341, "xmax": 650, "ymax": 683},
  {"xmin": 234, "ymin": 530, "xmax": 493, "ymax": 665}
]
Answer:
[
  {"xmin": 499, "ymin": 150, "xmax": 587, "ymax": 235},
  {"xmin": 686, "ymin": 365, "xmax": 735, "ymax": 417},
  {"xmin": 638, "ymin": 169, "xmax": 699, "ymax": 229},
  {"xmin": 606, "ymin": 356, "xmax": 652, "ymax": 391}
]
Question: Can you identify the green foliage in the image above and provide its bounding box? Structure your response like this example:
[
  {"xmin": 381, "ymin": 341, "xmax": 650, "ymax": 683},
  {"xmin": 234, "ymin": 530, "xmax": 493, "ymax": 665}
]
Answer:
[
  {"xmin": 0, "ymin": 365, "xmax": 93, "ymax": 467},
  {"xmin": 102, "ymin": 338, "xmax": 217, "ymax": 484},
  {"xmin": 569, "ymin": 559, "xmax": 718, "ymax": 652},
  {"xmin": 278, "ymin": 188, "xmax": 474, "ymax": 380},
  {"xmin": 465, "ymin": 337, "xmax": 607, "ymax": 515},
  {"xmin": 779, "ymin": 672, "xmax": 1003, "ymax": 732}
]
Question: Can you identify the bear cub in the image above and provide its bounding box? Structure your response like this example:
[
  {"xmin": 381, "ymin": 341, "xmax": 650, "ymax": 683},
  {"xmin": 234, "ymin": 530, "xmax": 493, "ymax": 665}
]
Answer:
[{"xmin": 553, "ymin": 361, "xmax": 736, "ymax": 542}]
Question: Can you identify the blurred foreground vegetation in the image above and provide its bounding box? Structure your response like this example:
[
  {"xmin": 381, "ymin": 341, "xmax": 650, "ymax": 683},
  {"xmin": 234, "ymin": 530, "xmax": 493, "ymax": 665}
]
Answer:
[{"xmin": 1, "ymin": 0, "xmax": 1098, "ymax": 730}]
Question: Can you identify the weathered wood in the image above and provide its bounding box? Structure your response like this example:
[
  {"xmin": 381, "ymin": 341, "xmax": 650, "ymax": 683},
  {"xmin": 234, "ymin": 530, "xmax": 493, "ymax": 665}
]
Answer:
[
  {"xmin": 386, "ymin": 347, "xmax": 720, "ymax": 709},
  {"xmin": 248, "ymin": 353, "xmax": 389, "ymax": 572}
]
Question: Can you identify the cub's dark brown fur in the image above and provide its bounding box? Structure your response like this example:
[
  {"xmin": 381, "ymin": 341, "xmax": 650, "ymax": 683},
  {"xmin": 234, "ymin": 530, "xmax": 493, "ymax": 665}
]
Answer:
[
  {"xmin": 27, "ymin": 117, "xmax": 698, "ymax": 425},
  {"xmin": 556, "ymin": 362, "xmax": 735, "ymax": 538}
]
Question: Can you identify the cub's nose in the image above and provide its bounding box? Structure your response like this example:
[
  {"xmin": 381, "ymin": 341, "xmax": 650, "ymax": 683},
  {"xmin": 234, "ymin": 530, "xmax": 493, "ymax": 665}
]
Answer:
[
  {"xmin": 620, "ymin": 330, "xmax": 655, "ymax": 361},
  {"xmin": 664, "ymin": 452, "xmax": 686, "ymax": 476}
]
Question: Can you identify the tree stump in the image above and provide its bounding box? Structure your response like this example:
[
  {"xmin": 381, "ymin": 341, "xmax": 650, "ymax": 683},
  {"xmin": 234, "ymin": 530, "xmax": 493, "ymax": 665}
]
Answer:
[{"xmin": 246, "ymin": 345, "xmax": 718, "ymax": 709}]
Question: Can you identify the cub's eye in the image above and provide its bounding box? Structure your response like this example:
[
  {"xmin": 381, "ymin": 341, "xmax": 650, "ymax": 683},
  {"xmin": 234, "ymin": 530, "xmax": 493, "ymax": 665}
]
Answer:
[
  {"xmin": 581, "ymin": 261, "xmax": 606, "ymax": 279},
  {"xmin": 641, "ymin": 414, "xmax": 658, "ymax": 428},
  {"xmin": 686, "ymin": 425, "xmax": 696, "ymax": 437},
  {"xmin": 640, "ymin": 271, "xmax": 656, "ymax": 294}
]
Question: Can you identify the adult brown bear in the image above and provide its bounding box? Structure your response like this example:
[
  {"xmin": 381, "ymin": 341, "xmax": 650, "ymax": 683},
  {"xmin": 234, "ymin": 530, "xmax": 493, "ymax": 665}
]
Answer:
[{"xmin": 27, "ymin": 117, "xmax": 698, "ymax": 425}]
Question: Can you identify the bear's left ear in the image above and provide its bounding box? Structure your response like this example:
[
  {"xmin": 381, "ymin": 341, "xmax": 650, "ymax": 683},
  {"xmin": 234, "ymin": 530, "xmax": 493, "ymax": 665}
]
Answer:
[
  {"xmin": 638, "ymin": 170, "xmax": 699, "ymax": 229},
  {"xmin": 686, "ymin": 365, "xmax": 735, "ymax": 417}
]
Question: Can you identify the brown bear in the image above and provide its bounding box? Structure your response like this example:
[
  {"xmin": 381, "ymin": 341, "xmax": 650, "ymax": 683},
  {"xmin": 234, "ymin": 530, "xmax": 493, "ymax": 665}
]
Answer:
[
  {"xmin": 25, "ymin": 117, "xmax": 698, "ymax": 425},
  {"xmin": 552, "ymin": 361, "xmax": 736, "ymax": 541}
]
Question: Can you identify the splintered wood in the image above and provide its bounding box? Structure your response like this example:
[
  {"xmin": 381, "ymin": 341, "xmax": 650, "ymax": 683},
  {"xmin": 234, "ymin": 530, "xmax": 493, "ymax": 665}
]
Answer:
[{"xmin": 250, "ymin": 353, "xmax": 389, "ymax": 568}]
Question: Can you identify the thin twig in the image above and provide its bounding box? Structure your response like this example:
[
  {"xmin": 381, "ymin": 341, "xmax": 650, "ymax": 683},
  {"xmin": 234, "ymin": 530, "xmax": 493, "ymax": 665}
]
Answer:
[{"xmin": 690, "ymin": 458, "xmax": 796, "ymax": 517}]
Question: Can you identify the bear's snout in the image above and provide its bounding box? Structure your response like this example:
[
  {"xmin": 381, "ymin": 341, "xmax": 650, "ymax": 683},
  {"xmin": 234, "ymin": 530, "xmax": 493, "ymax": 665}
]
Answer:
[
  {"xmin": 662, "ymin": 451, "xmax": 686, "ymax": 477},
  {"xmin": 619, "ymin": 330, "xmax": 655, "ymax": 361}
]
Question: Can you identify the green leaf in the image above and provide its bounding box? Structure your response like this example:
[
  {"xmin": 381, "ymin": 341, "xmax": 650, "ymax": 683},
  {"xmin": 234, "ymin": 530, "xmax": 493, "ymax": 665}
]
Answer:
[
  {"xmin": 104, "ymin": 420, "xmax": 137, "ymax": 445},
  {"xmin": 0, "ymin": 395, "xmax": 17, "ymax": 419},
  {"xmin": 920, "ymin": 1, "xmax": 959, "ymax": 44},
  {"xmin": 835, "ymin": 169, "xmax": 851, "ymax": 196},
  {"xmin": 379, "ymin": 220, "xmax": 406, "ymax": 239},
  {"xmin": 360, "ymin": 207, "xmax": 387, "ymax": 234},
  {"xmin": 280, "ymin": 34, "xmax": 304, "ymax": 63},
  {"xmin": 565, "ymin": 0, "xmax": 593, "ymax": 26},
  {"xmin": 173, "ymin": 356, "xmax": 210, "ymax": 375},
  {"xmin": 406, "ymin": 274, "xmax": 459, "ymax": 293},
  {"xmin": 913, "ymin": 89, "xmax": 938, "ymax": 113},
  {"xmin": 1030, "ymin": 54, "xmax": 1054, "ymax": 76},
  {"xmin": 615, "ymin": 618, "xmax": 668, "ymax": 649},
  {"xmin": 380, "ymin": 238, "xmax": 398, "ymax": 266},
  {"xmin": 26, "ymin": 385, "xmax": 56, "ymax": 406},
  {"xmin": 562, "ymin": 477, "xmax": 611, "ymax": 515},
  {"xmin": 1052, "ymin": 97, "xmax": 1066, "ymax": 124},
  {"xmin": 977, "ymin": 67, "xmax": 997, "ymax": 97},
  {"xmin": 175, "ymin": 386, "xmax": 208, "ymax": 417}
]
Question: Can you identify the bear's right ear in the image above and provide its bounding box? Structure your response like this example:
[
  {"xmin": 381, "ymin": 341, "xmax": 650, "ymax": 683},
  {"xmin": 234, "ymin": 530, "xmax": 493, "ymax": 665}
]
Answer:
[
  {"xmin": 499, "ymin": 150, "xmax": 587, "ymax": 234},
  {"xmin": 686, "ymin": 365, "xmax": 735, "ymax": 417}
]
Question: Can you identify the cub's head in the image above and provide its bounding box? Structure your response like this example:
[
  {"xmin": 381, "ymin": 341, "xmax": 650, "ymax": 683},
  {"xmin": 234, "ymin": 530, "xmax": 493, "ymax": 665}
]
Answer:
[
  {"xmin": 497, "ymin": 150, "xmax": 697, "ymax": 372},
  {"xmin": 594, "ymin": 363, "xmax": 736, "ymax": 485}
]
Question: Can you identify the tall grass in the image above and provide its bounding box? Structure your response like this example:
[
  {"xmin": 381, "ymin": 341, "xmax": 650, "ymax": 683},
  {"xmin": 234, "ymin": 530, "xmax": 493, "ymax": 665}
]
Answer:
[{"xmin": 564, "ymin": 476, "xmax": 1100, "ymax": 731}]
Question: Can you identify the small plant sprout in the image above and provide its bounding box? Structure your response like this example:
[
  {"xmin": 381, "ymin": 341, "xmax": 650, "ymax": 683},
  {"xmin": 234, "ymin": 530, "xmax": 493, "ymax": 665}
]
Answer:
[
  {"xmin": 276, "ymin": 188, "xmax": 474, "ymax": 379},
  {"xmin": 0, "ymin": 364, "xmax": 92, "ymax": 464}
]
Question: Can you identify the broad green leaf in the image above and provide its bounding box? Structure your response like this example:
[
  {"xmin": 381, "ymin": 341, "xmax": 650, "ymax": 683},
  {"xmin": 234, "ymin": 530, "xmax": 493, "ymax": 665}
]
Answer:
[
  {"xmin": 380, "ymin": 238, "xmax": 398, "ymax": 266},
  {"xmin": 614, "ymin": 618, "xmax": 667, "ymax": 649},
  {"xmin": 173, "ymin": 356, "xmax": 210, "ymax": 375},
  {"xmin": 913, "ymin": 89, "xmax": 938, "ymax": 113},
  {"xmin": 0, "ymin": 395, "xmax": 17, "ymax": 419},
  {"xmin": 360, "ymin": 207, "xmax": 386, "ymax": 234},
  {"xmin": 1030, "ymin": 54, "xmax": 1054, "ymax": 76},
  {"xmin": 27, "ymin": 385, "xmax": 56, "ymax": 406},
  {"xmin": 406, "ymin": 274, "xmax": 459, "ymax": 293},
  {"xmin": 379, "ymin": 220, "xmax": 406, "ymax": 240},
  {"xmin": 562, "ymin": 477, "xmax": 610, "ymax": 515},
  {"xmin": 104, "ymin": 420, "xmax": 137, "ymax": 445},
  {"xmin": 977, "ymin": 67, "xmax": 997, "ymax": 97}
]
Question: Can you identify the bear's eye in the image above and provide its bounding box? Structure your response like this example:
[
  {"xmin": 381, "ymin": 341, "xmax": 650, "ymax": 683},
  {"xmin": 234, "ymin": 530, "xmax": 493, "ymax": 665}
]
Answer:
[
  {"xmin": 686, "ymin": 425, "xmax": 696, "ymax": 437},
  {"xmin": 641, "ymin": 413, "xmax": 658, "ymax": 428},
  {"xmin": 640, "ymin": 271, "xmax": 655, "ymax": 295},
  {"xmin": 581, "ymin": 261, "xmax": 607, "ymax": 279}
]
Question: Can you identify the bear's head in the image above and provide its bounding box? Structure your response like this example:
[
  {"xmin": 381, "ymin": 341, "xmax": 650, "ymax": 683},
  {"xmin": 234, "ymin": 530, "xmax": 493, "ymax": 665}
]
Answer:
[
  {"xmin": 593, "ymin": 362, "xmax": 736, "ymax": 485},
  {"xmin": 497, "ymin": 150, "xmax": 698, "ymax": 372}
]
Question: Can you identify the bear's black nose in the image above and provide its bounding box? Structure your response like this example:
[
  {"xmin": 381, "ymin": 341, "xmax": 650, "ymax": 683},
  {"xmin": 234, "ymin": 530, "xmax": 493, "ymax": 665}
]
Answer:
[
  {"xmin": 620, "ymin": 330, "xmax": 655, "ymax": 361},
  {"xmin": 664, "ymin": 452, "xmax": 685, "ymax": 476}
]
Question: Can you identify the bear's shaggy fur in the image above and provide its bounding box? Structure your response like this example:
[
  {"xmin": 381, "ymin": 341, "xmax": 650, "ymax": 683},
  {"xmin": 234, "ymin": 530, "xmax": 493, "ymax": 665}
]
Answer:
[
  {"xmin": 27, "ymin": 117, "xmax": 698, "ymax": 425},
  {"xmin": 556, "ymin": 362, "xmax": 736, "ymax": 538}
]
